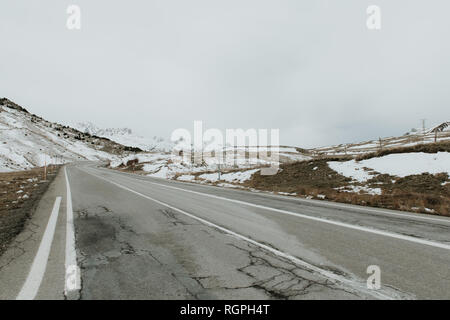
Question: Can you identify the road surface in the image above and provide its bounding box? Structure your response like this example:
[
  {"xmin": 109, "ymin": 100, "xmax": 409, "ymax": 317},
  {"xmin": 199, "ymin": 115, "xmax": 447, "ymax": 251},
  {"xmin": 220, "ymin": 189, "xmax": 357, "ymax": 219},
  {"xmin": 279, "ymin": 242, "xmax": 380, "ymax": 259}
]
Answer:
[{"xmin": 1, "ymin": 162, "xmax": 450, "ymax": 299}]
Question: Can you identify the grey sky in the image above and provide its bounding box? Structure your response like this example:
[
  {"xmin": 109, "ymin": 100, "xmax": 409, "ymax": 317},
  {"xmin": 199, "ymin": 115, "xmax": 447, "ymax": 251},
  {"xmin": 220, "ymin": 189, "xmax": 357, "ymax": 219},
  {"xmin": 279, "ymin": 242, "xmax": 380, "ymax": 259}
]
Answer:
[{"xmin": 1, "ymin": 0, "xmax": 449, "ymax": 148}]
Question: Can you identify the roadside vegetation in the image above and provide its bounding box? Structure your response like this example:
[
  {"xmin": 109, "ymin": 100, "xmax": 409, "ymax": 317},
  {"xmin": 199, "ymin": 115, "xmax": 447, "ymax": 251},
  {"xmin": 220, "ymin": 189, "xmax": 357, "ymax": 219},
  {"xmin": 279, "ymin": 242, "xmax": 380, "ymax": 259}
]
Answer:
[
  {"xmin": 246, "ymin": 145, "xmax": 450, "ymax": 216},
  {"xmin": 355, "ymin": 141, "xmax": 450, "ymax": 161},
  {"xmin": 0, "ymin": 167, "xmax": 59, "ymax": 256},
  {"xmin": 110, "ymin": 140, "xmax": 450, "ymax": 216}
]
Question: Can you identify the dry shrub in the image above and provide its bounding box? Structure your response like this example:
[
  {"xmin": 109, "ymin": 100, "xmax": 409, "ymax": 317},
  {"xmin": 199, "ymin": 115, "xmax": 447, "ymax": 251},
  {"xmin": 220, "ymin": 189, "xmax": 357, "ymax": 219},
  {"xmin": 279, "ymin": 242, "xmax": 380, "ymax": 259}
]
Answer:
[{"xmin": 126, "ymin": 158, "xmax": 139, "ymax": 167}]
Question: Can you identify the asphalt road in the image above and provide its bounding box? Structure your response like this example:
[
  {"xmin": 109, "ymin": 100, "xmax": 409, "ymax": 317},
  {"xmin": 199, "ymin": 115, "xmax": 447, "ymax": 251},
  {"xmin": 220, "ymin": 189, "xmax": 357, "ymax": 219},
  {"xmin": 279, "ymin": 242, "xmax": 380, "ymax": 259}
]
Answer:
[{"xmin": 1, "ymin": 162, "xmax": 450, "ymax": 299}]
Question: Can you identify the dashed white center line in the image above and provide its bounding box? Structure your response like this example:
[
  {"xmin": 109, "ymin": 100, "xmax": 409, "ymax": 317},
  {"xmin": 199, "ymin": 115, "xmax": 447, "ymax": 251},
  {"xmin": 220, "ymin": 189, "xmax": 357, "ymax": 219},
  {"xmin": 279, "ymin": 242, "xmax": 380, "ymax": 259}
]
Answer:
[{"xmin": 16, "ymin": 197, "xmax": 62, "ymax": 300}]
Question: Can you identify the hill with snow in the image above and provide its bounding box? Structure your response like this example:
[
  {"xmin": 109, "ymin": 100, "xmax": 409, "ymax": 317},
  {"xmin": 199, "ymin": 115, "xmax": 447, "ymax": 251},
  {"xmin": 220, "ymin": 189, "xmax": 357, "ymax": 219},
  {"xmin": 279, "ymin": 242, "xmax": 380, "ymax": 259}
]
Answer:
[
  {"xmin": 0, "ymin": 98, "xmax": 133, "ymax": 172},
  {"xmin": 310, "ymin": 122, "xmax": 450, "ymax": 157},
  {"xmin": 74, "ymin": 122, "xmax": 174, "ymax": 152}
]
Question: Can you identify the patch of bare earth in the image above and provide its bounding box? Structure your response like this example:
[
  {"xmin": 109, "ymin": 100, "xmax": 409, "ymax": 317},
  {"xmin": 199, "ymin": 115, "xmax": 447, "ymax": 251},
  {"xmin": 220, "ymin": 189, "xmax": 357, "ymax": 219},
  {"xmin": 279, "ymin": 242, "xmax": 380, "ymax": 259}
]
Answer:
[
  {"xmin": 244, "ymin": 159, "xmax": 351, "ymax": 194},
  {"xmin": 113, "ymin": 159, "xmax": 146, "ymax": 174},
  {"xmin": 0, "ymin": 167, "xmax": 59, "ymax": 256}
]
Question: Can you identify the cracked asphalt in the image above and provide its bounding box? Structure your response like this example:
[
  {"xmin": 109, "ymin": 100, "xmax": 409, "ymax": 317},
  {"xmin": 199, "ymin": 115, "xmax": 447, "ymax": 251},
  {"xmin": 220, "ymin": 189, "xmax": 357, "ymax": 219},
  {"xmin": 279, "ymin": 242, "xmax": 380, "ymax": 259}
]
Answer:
[
  {"xmin": 74, "ymin": 204, "xmax": 365, "ymax": 299},
  {"xmin": 1, "ymin": 162, "xmax": 450, "ymax": 299}
]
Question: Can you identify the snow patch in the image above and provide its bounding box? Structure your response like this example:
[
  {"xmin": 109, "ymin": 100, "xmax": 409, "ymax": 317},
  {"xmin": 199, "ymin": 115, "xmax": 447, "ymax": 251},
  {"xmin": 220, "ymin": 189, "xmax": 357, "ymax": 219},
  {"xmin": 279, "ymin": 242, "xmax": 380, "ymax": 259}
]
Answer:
[
  {"xmin": 335, "ymin": 185, "xmax": 382, "ymax": 195},
  {"xmin": 198, "ymin": 169, "xmax": 259, "ymax": 183},
  {"xmin": 177, "ymin": 175, "xmax": 196, "ymax": 181},
  {"xmin": 328, "ymin": 152, "xmax": 450, "ymax": 182}
]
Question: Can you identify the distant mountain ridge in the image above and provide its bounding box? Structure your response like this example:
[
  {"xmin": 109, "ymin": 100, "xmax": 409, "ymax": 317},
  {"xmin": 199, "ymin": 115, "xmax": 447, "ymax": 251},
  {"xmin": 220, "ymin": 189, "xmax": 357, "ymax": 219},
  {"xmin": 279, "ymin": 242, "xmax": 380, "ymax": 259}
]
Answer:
[
  {"xmin": 74, "ymin": 122, "xmax": 132, "ymax": 136},
  {"xmin": 74, "ymin": 121, "xmax": 173, "ymax": 152}
]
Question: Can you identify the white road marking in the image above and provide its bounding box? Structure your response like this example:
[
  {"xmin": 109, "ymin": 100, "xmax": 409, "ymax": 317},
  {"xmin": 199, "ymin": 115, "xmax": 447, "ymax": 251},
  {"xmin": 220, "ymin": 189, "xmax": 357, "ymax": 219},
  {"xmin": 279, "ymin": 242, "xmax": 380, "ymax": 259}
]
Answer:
[
  {"xmin": 96, "ymin": 165, "xmax": 450, "ymax": 225},
  {"xmin": 64, "ymin": 167, "xmax": 81, "ymax": 295},
  {"xmin": 80, "ymin": 169, "xmax": 400, "ymax": 299},
  {"xmin": 16, "ymin": 197, "xmax": 62, "ymax": 300},
  {"xmin": 281, "ymin": 196, "xmax": 450, "ymax": 224},
  {"xmin": 139, "ymin": 179, "xmax": 450, "ymax": 251},
  {"xmin": 86, "ymin": 166, "xmax": 450, "ymax": 250}
]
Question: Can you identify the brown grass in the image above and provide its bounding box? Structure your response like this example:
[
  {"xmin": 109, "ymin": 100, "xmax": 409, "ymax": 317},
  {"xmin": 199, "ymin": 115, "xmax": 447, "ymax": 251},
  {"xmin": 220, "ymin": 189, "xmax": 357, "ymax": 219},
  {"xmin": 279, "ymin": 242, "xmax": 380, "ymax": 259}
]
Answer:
[
  {"xmin": 244, "ymin": 160, "xmax": 450, "ymax": 216},
  {"xmin": 244, "ymin": 160, "xmax": 351, "ymax": 194},
  {"xmin": 0, "ymin": 167, "xmax": 60, "ymax": 255}
]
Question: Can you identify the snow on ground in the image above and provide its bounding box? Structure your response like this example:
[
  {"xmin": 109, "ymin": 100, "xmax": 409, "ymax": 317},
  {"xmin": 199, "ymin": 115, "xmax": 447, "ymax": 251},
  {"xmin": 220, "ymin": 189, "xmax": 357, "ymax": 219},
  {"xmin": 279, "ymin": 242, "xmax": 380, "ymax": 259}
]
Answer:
[
  {"xmin": 0, "ymin": 105, "xmax": 123, "ymax": 172},
  {"xmin": 177, "ymin": 174, "xmax": 196, "ymax": 182},
  {"xmin": 112, "ymin": 149, "xmax": 264, "ymax": 184},
  {"xmin": 122, "ymin": 155, "xmax": 206, "ymax": 179},
  {"xmin": 111, "ymin": 144, "xmax": 297, "ymax": 182},
  {"xmin": 278, "ymin": 192, "xmax": 297, "ymax": 196},
  {"xmin": 147, "ymin": 166, "xmax": 170, "ymax": 179},
  {"xmin": 142, "ymin": 162, "xmax": 165, "ymax": 173},
  {"xmin": 279, "ymin": 153, "xmax": 311, "ymax": 162},
  {"xmin": 147, "ymin": 161, "xmax": 215, "ymax": 179},
  {"xmin": 335, "ymin": 185, "xmax": 382, "ymax": 195},
  {"xmin": 312, "ymin": 124, "xmax": 449, "ymax": 156},
  {"xmin": 328, "ymin": 152, "xmax": 450, "ymax": 182},
  {"xmin": 110, "ymin": 153, "xmax": 170, "ymax": 168},
  {"xmin": 198, "ymin": 169, "xmax": 259, "ymax": 183},
  {"xmin": 223, "ymin": 146, "xmax": 298, "ymax": 153}
]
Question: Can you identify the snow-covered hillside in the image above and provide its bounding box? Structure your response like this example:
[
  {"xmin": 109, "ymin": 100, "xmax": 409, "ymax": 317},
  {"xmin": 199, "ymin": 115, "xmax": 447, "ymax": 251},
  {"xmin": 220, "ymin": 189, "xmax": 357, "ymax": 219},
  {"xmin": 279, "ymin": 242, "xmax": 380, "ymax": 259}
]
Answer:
[
  {"xmin": 328, "ymin": 152, "xmax": 450, "ymax": 183},
  {"xmin": 74, "ymin": 122, "xmax": 174, "ymax": 152},
  {"xmin": 311, "ymin": 123, "xmax": 450, "ymax": 157},
  {"xmin": 0, "ymin": 99, "xmax": 131, "ymax": 172}
]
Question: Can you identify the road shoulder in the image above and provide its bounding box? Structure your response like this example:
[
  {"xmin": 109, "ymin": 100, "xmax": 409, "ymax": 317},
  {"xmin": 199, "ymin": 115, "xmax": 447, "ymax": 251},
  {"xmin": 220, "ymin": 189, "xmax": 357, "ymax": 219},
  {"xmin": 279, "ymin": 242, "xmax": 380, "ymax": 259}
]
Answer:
[{"xmin": 0, "ymin": 168, "xmax": 67, "ymax": 299}]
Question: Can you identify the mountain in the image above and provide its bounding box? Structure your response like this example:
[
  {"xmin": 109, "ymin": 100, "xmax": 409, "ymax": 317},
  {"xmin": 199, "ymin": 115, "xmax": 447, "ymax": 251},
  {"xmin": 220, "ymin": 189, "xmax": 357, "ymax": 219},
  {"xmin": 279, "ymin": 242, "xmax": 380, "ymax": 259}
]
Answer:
[
  {"xmin": 73, "ymin": 122, "xmax": 174, "ymax": 152},
  {"xmin": 0, "ymin": 98, "xmax": 135, "ymax": 172}
]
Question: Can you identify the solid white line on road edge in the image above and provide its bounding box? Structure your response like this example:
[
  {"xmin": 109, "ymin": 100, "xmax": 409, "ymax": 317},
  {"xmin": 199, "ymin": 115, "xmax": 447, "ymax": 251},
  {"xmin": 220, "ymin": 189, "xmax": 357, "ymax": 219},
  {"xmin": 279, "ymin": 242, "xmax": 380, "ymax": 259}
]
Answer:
[
  {"xmin": 80, "ymin": 169, "xmax": 398, "ymax": 300},
  {"xmin": 86, "ymin": 166, "xmax": 450, "ymax": 250},
  {"xmin": 255, "ymin": 190, "xmax": 450, "ymax": 224},
  {"xmin": 141, "ymin": 180, "xmax": 450, "ymax": 251},
  {"xmin": 16, "ymin": 197, "xmax": 62, "ymax": 300},
  {"xmin": 64, "ymin": 167, "xmax": 81, "ymax": 296},
  {"xmin": 95, "ymin": 166, "xmax": 450, "ymax": 225}
]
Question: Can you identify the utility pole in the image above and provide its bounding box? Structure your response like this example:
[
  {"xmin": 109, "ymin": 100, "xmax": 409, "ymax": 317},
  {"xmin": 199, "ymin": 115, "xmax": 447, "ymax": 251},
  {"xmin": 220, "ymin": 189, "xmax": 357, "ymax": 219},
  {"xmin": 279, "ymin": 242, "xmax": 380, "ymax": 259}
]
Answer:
[
  {"xmin": 246, "ymin": 144, "xmax": 249, "ymax": 166},
  {"xmin": 217, "ymin": 158, "xmax": 221, "ymax": 181},
  {"xmin": 43, "ymin": 155, "xmax": 47, "ymax": 181},
  {"xmin": 234, "ymin": 143, "xmax": 237, "ymax": 168},
  {"xmin": 420, "ymin": 119, "xmax": 426, "ymax": 143}
]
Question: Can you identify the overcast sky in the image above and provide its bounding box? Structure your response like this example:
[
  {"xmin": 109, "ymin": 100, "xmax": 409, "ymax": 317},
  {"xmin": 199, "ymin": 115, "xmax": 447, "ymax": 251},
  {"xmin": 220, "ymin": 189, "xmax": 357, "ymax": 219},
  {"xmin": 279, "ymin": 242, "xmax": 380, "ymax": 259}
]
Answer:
[{"xmin": 1, "ymin": 0, "xmax": 449, "ymax": 147}]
